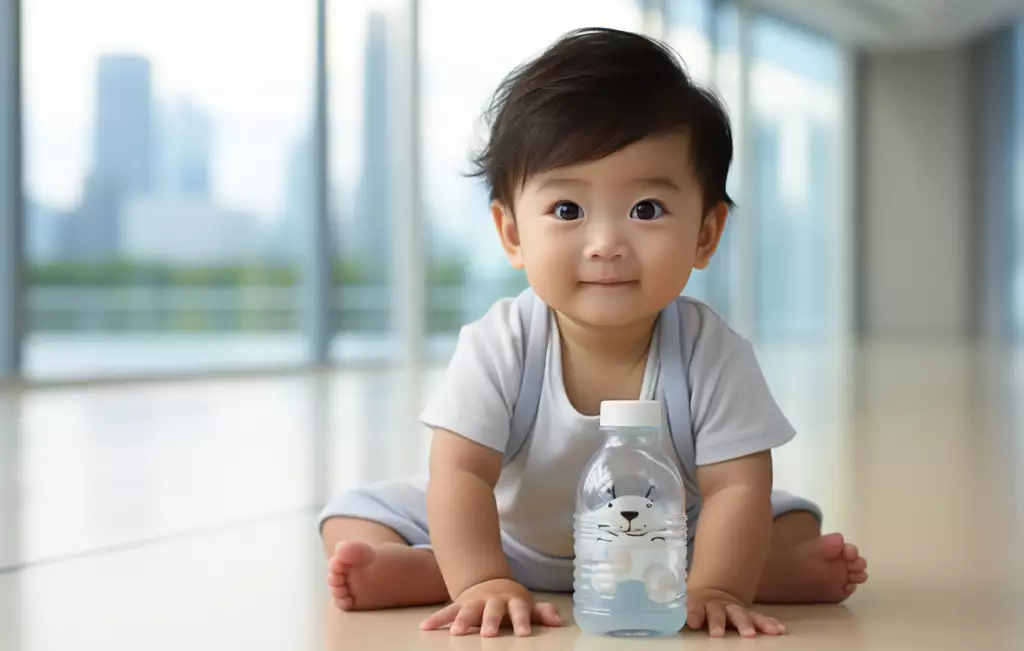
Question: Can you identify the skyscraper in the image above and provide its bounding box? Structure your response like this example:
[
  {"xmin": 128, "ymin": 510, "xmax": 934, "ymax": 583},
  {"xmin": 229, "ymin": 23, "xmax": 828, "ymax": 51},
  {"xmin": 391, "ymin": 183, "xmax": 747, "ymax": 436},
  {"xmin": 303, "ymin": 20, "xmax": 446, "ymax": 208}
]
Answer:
[
  {"xmin": 349, "ymin": 11, "xmax": 391, "ymax": 279},
  {"xmin": 67, "ymin": 55, "xmax": 154, "ymax": 260},
  {"xmin": 158, "ymin": 98, "xmax": 212, "ymax": 198},
  {"xmin": 94, "ymin": 55, "xmax": 154, "ymax": 194}
]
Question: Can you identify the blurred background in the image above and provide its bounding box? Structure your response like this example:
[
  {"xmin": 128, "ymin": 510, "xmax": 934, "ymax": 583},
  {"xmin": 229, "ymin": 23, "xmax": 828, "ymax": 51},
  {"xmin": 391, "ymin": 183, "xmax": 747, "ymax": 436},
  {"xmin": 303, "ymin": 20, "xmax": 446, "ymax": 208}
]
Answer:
[
  {"xmin": 0, "ymin": 0, "xmax": 1021, "ymax": 380},
  {"xmin": 1, "ymin": 1, "xmax": 1024, "ymax": 650}
]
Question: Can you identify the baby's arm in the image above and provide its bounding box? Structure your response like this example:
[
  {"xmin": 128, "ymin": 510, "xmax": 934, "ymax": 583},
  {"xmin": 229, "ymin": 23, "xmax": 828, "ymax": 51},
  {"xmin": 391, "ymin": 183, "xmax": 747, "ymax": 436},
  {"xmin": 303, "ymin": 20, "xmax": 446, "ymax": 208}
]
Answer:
[
  {"xmin": 421, "ymin": 429, "xmax": 562, "ymax": 637},
  {"xmin": 687, "ymin": 450, "xmax": 776, "ymax": 635},
  {"xmin": 426, "ymin": 428, "xmax": 509, "ymax": 595}
]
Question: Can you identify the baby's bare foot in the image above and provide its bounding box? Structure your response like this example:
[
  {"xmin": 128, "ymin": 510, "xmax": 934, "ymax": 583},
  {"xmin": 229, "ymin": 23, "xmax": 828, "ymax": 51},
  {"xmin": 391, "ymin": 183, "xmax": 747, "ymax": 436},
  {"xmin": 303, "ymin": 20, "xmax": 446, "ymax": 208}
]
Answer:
[
  {"xmin": 327, "ymin": 541, "xmax": 448, "ymax": 611},
  {"xmin": 756, "ymin": 533, "xmax": 869, "ymax": 604}
]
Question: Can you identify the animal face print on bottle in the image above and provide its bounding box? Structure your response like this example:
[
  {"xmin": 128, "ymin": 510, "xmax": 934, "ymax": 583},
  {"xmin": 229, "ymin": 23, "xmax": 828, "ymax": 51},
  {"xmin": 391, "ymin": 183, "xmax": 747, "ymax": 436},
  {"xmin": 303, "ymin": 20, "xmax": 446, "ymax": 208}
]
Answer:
[
  {"xmin": 578, "ymin": 483, "xmax": 687, "ymax": 604},
  {"xmin": 592, "ymin": 484, "xmax": 669, "ymax": 544}
]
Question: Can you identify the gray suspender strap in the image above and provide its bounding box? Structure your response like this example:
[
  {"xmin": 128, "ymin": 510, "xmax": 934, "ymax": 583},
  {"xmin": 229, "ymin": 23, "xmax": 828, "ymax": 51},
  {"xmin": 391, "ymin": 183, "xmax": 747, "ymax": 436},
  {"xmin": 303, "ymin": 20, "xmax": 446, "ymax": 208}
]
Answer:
[
  {"xmin": 503, "ymin": 288, "xmax": 549, "ymax": 466},
  {"xmin": 656, "ymin": 299, "xmax": 699, "ymax": 501}
]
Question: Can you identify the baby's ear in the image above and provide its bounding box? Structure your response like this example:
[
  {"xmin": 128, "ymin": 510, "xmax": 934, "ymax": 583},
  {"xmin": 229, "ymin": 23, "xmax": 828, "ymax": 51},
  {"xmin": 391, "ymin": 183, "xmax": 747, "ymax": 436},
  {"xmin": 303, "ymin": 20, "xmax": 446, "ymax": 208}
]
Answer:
[{"xmin": 491, "ymin": 201, "xmax": 523, "ymax": 269}]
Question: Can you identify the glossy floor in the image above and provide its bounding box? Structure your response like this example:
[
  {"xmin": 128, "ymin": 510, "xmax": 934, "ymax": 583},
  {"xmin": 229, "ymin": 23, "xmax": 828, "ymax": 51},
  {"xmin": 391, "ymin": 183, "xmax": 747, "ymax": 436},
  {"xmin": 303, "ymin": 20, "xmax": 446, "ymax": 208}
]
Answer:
[{"xmin": 0, "ymin": 342, "xmax": 1022, "ymax": 650}]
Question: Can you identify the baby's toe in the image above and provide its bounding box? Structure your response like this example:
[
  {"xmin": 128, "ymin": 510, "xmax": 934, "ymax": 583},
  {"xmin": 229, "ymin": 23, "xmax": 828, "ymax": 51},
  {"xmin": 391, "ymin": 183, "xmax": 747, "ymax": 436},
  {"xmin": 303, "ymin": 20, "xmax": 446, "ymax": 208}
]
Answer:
[
  {"xmin": 331, "ymin": 584, "xmax": 350, "ymax": 599},
  {"xmin": 335, "ymin": 597, "xmax": 354, "ymax": 611},
  {"xmin": 848, "ymin": 557, "xmax": 867, "ymax": 573},
  {"xmin": 327, "ymin": 570, "xmax": 347, "ymax": 588},
  {"xmin": 843, "ymin": 543, "xmax": 860, "ymax": 562},
  {"xmin": 844, "ymin": 583, "xmax": 857, "ymax": 596},
  {"xmin": 850, "ymin": 572, "xmax": 868, "ymax": 584}
]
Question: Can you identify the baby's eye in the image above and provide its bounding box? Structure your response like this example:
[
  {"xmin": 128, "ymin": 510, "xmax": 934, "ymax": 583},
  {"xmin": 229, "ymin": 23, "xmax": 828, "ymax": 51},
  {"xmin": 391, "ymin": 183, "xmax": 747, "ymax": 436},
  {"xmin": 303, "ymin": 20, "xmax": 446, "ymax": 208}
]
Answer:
[
  {"xmin": 630, "ymin": 200, "xmax": 665, "ymax": 221},
  {"xmin": 553, "ymin": 201, "xmax": 583, "ymax": 221}
]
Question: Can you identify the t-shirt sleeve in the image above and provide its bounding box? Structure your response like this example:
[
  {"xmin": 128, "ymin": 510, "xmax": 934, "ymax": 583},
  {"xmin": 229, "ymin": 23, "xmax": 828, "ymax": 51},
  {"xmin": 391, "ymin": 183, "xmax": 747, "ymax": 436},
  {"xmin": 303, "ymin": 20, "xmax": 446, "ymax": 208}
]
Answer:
[
  {"xmin": 684, "ymin": 304, "xmax": 796, "ymax": 466},
  {"xmin": 418, "ymin": 298, "xmax": 523, "ymax": 453}
]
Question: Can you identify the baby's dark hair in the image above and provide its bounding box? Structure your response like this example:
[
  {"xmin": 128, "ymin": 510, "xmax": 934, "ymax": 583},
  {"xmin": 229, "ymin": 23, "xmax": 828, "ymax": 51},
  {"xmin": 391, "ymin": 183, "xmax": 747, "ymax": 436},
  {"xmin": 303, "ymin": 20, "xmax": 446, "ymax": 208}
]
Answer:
[{"xmin": 470, "ymin": 27, "xmax": 735, "ymax": 215}]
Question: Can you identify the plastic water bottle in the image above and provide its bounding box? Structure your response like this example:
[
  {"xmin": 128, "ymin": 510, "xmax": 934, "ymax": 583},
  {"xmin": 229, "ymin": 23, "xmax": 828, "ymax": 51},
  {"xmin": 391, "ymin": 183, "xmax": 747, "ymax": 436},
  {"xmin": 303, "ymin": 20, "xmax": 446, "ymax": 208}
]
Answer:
[{"xmin": 573, "ymin": 400, "xmax": 688, "ymax": 637}]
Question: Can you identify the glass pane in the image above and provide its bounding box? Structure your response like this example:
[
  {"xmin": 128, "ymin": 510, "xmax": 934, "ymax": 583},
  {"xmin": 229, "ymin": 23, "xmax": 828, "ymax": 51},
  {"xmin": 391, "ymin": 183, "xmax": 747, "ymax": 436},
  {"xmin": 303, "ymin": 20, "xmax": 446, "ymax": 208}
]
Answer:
[
  {"xmin": 667, "ymin": 0, "xmax": 712, "ymax": 82},
  {"xmin": 419, "ymin": 0, "xmax": 644, "ymax": 354},
  {"xmin": 666, "ymin": 0, "xmax": 723, "ymax": 310},
  {"xmin": 685, "ymin": 0, "xmax": 741, "ymax": 321},
  {"xmin": 22, "ymin": 0, "xmax": 314, "ymax": 378},
  {"xmin": 750, "ymin": 15, "xmax": 842, "ymax": 340},
  {"xmin": 328, "ymin": 0, "xmax": 397, "ymax": 361},
  {"xmin": 1014, "ymin": 23, "xmax": 1024, "ymax": 337}
]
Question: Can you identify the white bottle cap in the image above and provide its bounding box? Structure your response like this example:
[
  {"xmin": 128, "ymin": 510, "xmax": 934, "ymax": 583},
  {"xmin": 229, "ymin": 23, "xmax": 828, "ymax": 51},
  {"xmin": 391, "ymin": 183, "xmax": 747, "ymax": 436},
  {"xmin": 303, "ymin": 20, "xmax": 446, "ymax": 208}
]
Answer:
[{"xmin": 599, "ymin": 400, "xmax": 663, "ymax": 428}]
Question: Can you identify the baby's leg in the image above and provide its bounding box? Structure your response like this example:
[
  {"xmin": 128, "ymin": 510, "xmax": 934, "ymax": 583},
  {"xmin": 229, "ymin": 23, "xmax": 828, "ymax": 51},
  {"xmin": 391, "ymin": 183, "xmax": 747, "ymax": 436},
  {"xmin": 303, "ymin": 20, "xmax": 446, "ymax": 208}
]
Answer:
[
  {"xmin": 754, "ymin": 511, "xmax": 869, "ymax": 604},
  {"xmin": 324, "ymin": 517, "xmax": 449, "ymax": 611}
]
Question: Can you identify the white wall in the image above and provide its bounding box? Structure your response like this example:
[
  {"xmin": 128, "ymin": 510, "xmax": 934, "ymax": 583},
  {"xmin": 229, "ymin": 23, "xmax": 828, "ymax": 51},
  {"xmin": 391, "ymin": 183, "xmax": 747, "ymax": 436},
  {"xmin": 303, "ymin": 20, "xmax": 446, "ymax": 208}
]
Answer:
[{"xmin": 861, "ymin": 47, "xmax": 973, "ymax": 338}]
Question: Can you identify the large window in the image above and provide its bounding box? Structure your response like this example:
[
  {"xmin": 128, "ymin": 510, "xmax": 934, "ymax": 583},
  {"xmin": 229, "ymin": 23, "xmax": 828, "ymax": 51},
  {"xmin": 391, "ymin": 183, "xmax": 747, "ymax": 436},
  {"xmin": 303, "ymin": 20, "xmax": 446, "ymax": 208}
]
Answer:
[
  {"xmin": 419, "ymin": 0, "xmax": 644, "ymax": 349},
  {"xmin": 750, "ymin": 16, "xmax": 842, "ymax": 340},
  {"xmin": 3, "ymin": 0, "xmax": 852, "ymax": 379},
  {"xmin": 22, "ymin": 0, "xmax": 314, "ymax": 378}
]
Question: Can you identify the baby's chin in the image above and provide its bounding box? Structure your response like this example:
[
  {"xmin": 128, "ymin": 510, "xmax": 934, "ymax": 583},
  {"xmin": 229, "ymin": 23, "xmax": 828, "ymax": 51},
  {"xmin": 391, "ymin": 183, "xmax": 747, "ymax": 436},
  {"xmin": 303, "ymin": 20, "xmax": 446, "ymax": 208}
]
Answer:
[{"xmin": 555, "ymin": 300, "xmax": 659, "ymax": 330}]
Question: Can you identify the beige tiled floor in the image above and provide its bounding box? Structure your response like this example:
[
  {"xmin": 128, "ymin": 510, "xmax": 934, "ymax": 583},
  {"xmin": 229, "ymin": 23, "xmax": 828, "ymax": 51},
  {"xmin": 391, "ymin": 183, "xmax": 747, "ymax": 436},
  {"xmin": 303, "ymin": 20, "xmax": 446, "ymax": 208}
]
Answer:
[{"xmin": 0, "ymin": 342, "xmax": 1022, "ymax": 650}]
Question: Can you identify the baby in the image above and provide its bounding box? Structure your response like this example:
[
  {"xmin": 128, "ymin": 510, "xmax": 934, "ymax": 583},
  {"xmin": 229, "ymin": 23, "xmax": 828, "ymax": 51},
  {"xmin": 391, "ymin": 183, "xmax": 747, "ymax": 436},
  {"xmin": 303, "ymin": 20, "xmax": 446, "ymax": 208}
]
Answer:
[{"xmin": 320, "ymin": 27, "xmax": 868, "ymax": 639}]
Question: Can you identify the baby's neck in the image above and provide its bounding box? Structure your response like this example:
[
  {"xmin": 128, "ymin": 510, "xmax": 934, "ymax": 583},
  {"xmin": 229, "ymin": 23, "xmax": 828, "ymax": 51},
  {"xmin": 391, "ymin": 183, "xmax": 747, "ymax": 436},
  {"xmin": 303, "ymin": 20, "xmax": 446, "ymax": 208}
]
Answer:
[{"xmin": 554, "ymin": 311, "xmax": 656, "ymax": 365}]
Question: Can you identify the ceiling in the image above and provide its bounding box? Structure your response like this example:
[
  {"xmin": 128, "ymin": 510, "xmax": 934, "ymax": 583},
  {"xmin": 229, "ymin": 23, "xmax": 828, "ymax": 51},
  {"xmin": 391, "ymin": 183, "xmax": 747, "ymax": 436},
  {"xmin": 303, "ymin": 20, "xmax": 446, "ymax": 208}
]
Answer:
[{"xmin": 750, "ymin": 0, "xmax": 1024, "ymax": 49}]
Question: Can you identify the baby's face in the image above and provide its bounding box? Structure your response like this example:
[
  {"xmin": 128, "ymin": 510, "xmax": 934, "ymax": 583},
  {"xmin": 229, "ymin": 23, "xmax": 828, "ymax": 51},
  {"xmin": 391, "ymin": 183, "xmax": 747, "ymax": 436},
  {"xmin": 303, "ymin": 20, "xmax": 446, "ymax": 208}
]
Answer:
[{"xmin": 493, "ymin": 132, "xmax": 725, "ymax": 328}]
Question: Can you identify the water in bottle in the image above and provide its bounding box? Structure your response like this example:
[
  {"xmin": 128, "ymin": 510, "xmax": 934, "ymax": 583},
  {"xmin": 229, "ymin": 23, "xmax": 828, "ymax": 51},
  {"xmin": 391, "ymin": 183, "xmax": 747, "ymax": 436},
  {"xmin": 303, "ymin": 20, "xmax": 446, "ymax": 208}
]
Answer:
[{"xmin": 573, "ymin": 400, "xmax": 688, "ymax": 637}]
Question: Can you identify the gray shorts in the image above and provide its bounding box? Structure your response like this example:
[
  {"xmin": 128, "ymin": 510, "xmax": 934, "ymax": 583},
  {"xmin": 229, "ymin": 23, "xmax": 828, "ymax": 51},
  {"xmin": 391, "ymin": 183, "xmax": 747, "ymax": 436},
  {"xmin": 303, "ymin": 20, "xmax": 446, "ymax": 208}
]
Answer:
[{"xmin": 318, "ymin": 480, "xmax": 821, "ymax": 593}]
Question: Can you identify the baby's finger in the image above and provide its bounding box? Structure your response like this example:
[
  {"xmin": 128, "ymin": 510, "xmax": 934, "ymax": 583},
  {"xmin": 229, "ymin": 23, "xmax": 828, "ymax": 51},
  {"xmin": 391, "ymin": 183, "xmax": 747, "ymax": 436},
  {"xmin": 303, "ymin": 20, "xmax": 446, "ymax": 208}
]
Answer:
[
  {"xmin": 509, "ymin": 598, "xmax": 532, "ymax": 637},
  {"xmin": 480, "ymin": 598, "xmax": 507, "ymax": 638},
  {"xmin": 751, "ymin": 612, "xmax": 786, "ymax": 636},
  {"xmin": 531, "ymin": 602, "xmax": 563, "ymax": 627},
  {"xmin": 451, "ymin": 601, "xmax": 485, "ymax": 636},
  {"xmin": 706, "ymin": 603, "xmax": 727, "ymax": 638},
  {"xmin": 419, "ymin": 603, "xmax": 460, "ymax": 631},
  {"xmin": 725, "ymin": 604, "xmax": 756, "ymax": 639},
  {"xmin": 686, "ymin": 603, "xmax": 706, "ymax": 631}
]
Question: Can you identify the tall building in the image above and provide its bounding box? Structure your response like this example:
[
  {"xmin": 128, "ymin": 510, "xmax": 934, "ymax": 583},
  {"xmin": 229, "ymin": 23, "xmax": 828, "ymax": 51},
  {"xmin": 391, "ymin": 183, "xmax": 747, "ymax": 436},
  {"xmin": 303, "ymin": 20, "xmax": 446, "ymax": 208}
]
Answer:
[
  {"xmin": 349, "ymin": 11, "xmax": 391, "ymax": 279},
  {"xmin": 67, "ymin": 55, "xmax": 154, "ymax": 260},
  {"xmin": 157, "ymin": 99, "xmax": 212, "ymax": 198},
  {"xmin": 94, "ymin": 55, "xmax": 154, "ymax": 194},
  {"xmin": 275, "ymin": 135, "xmax": 313, "ymax": 261}
]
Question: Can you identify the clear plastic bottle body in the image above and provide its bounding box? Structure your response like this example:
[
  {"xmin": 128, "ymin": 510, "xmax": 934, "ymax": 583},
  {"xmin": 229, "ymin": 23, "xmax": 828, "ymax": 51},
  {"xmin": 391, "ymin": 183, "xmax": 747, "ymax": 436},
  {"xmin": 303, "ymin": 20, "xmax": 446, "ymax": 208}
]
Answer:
[{"xmin": 573, "ymin": 417, "xmax": 688, "ymax": 637}]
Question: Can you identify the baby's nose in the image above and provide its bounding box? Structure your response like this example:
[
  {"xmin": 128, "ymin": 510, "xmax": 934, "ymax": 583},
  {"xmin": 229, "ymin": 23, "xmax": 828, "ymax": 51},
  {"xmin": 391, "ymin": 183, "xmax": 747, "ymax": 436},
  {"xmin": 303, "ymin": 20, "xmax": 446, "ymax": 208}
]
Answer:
[{"xmin": 621, "ymin": 511, "xmax": 639, "ymax": 522}]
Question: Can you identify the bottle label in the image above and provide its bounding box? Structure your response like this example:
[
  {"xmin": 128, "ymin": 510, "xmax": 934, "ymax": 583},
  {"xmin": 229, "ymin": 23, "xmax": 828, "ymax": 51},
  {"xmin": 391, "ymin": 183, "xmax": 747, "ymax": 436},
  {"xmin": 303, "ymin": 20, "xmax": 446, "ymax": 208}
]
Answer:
[{"xmin": 577, "ymin": 485, "xmax": 687, "ymax": 604}]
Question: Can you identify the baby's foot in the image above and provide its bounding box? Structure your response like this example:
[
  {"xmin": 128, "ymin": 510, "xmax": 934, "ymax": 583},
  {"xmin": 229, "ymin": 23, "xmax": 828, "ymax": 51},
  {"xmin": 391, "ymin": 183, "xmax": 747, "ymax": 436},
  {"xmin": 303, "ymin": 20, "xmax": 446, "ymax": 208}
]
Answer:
[
  {"xmin": 755, "ymin": 533, "xmax": 869, "ymax": 604},
  {"xmin": 327, "ymin": 541, "xmax": 449, "ymax": 611}
]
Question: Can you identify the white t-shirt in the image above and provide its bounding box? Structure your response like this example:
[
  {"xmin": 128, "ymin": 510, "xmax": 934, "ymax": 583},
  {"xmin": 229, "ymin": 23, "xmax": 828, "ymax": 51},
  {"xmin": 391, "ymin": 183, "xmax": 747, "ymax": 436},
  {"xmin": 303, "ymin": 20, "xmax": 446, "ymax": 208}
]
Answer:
[{"xmin": 419, "ymin": 297, "xmax": 794, "ymax": 559}]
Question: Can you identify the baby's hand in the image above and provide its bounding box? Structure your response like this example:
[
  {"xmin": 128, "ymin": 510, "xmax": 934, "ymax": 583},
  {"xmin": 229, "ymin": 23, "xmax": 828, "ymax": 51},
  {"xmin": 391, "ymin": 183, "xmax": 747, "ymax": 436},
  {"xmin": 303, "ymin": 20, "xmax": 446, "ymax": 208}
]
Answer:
[
  {"xmin": 420, "ymin": 578, "xmax": 563, "ymax": 637},
  {"xmin": 687, "ymin": 587, "xmax": 786, "ymax": 638}
]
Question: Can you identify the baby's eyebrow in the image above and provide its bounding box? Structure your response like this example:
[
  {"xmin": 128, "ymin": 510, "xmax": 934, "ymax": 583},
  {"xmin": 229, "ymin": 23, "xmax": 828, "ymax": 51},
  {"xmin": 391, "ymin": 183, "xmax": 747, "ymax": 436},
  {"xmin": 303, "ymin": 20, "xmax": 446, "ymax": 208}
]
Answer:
[
  {"xmin": 534, "ymin": 176, "xmax": 682, "ymax": 193},
  {"xmin": 535, "ymin": 177, "xmax": 590, "ymax": 192},
  {"xmin": 630, "ymin": 176, "xmax": 682, "ymax": 192}
]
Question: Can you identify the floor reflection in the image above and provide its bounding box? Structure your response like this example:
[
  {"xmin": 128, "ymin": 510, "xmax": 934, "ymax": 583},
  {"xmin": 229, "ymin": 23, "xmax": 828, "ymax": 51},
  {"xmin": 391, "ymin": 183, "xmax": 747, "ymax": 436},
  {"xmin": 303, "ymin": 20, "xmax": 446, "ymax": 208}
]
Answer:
[{"xmin": 0, "ymin": 342, "xmax": 1020, "ymax": 650}]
